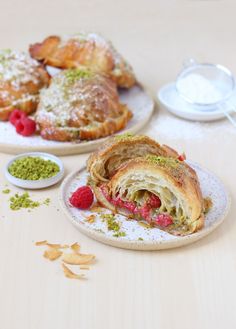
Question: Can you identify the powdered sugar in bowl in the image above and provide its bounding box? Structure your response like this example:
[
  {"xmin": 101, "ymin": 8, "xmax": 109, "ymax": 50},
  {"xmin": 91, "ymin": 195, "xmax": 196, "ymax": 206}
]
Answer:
[{"xmin": 176, "ymin": 59, "xmax": 235, "ymax": 111}]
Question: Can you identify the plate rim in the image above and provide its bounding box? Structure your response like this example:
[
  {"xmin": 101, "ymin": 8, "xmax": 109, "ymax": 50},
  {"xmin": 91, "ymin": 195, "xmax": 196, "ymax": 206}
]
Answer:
[
  {"xmin": 0, "ymin": 85, "xmax": 154, "ymax": 156},
  {"xmin": 58, "ymin": 162, "xmax": 231, "ymax": 251}
]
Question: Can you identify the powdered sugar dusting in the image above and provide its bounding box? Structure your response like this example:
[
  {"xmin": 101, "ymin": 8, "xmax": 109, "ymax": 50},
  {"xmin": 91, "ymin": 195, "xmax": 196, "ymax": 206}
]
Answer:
[
  {"xmin": 0, "ymin": 85, "xmax": 153, "ymax": 152},
  {"xmin": 149, "ymin": 106, "xmax": 236, "ymax": 141},
  {"xmin": 0, "ymin": 49, "xmax": 41, "ymax": 87}
]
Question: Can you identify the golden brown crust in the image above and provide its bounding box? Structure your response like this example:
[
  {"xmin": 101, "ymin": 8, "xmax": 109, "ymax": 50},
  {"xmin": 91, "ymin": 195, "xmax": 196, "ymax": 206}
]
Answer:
[
  {"xmin": 0, "ymin": 50, "xmax": 49, "ymax": 120},
  {"xmin": 29, "ymin": 33, "xmax": 136, "ymax": 88},
  {"xmin": 36, "ymin": 68, "xmax": 132, "ymax": 142},
  {"xmin": 87, "ymin": 134, "xmax": 180, "ymax": 183}
]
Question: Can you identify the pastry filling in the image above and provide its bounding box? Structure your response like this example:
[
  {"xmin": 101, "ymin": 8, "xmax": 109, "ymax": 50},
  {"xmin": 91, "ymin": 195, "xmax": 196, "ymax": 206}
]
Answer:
[{"xmin": 100, "ymin": 184, "xmax": 191, "ymax": 230}]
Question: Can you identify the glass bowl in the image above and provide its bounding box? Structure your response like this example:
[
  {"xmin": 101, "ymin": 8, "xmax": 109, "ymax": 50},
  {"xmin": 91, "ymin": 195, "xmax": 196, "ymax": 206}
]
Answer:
[{"xmin": 176, "ymin": 60, "xmax": 235, "ymax": 111}]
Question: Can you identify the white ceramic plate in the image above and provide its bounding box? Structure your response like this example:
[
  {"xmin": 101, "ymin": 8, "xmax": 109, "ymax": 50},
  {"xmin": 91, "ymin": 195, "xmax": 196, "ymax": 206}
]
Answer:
[
  {"xmin": 158, "ymin": 82, "xmax": 235, "ymax": 122},
  {"xmin": 59, "ymin": 162, "xmax": 230, "ymax": 250},
  {"xmin": 5, "ymin": 152, "xmax": 64, "ymax": 189},
  {"xmin": 0, "ymin": 85, "xmax": 154, "ymax": 156}
]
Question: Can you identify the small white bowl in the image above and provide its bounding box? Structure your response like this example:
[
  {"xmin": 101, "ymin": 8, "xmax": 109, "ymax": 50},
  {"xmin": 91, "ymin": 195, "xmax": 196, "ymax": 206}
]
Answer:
[{"xmin": 5, "ymin": 152, "xmax": 64, "ymax": 189}]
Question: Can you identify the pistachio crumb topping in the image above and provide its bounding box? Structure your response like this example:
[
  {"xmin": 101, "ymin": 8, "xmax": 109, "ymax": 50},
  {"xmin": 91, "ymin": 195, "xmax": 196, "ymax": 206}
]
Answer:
[
  {"xmin": 8, "ymin": 157, "xmax": 60, "ymax": 180},
  {"xmin": 146, "ymin": 155, "xmax": 180, "ymax": 169},
  {"xmin": 114, "ymin": 132, "xmax": 134, "ymax": 141},
  {"xmin": 64, "ymin": 68, "xmax": 93, "ymax": 84}
]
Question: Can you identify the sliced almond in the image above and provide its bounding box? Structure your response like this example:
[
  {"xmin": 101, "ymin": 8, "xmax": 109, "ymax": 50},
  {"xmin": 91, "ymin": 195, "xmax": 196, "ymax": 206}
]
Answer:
[
  {"xmin": 70, "ymin": 242, "xmax": 80, "ymax": 254},
  {"xmin": 35, "ymin": 240, "xmax": 48, "ymax": 246},
  {"xmin": 46, "ymin": 243, "xmax": 69, "ymax": 249},
  {"xmin": 62, "ymin": 263, "xmax": 85, "ymax": 280},
  {"xmin": 79, "ymin": 265, "xmax": 90, "ymax": 270},
  {"xmin": 138, "ymin": 221, "xmax": 152, "ymax": 229},
  {"xmin": 43, "ymin": 248, "xmax": 62, "ymax": 261},
  {"xmin": 90, "ymin": 204, "xmax": 104, "ymax": 213},
  {"xmin": 85, "ymin": 214, "xmax": 96, "ymax": 223},
  {"xmin": 62, "ymin": 253, "xmax": 95, "ymax": 265}
]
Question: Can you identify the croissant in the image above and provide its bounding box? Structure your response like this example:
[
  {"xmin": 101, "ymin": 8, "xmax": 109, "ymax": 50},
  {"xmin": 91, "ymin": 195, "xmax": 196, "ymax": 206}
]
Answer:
[
  {"xmin": 29, "ymin": 33, "xmax": 136, "ymax": 88},
  {"xmin": 0, "ymin": 49, "xmax": 49, "ymax": 121},
  {"xmin": 87, "ymin": 136, "xmax": 205, "ymax": 236},
  {"xmin": 36, "ymin": 68, "xmax": 132, "ymax": 141},
  {"xmin": 87, "ymin": 134, "xmax": 179, "ymax": 184}
]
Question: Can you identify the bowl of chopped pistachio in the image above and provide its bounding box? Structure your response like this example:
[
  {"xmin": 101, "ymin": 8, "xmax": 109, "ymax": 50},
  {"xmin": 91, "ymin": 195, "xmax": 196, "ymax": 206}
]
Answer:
[{"xmin": 5, "ymin": 152, "xmax": 64, "ymax": 189}]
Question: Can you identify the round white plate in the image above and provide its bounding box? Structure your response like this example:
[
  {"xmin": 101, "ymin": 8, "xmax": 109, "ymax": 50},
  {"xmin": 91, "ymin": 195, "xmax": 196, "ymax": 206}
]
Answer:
[
  {"xmin": 59, "ymin": 162, "xmax": 230, "ymax": 250},
  {"xmin": 158, "ymin": 82, "xmax": 235, "ymax": 121},
  {"xmin": 0, "ymin": 85, "xmax": 154, "ymax": 156},
  {"xmin": 5, "ymin": 152, "xmax": 64, "ymax": 189}
]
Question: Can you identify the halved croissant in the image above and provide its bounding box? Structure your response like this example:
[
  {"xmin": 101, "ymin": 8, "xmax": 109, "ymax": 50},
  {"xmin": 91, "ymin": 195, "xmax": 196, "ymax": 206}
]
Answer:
[
  {"xmin": 87, "ymin": 134, "xmax": 179, "ymax": 184},
  {"xmin": 92, "ymin": 156, "xmax": 204, "ymax": 236},
  {"xmin": 87, "ymin": 135, "xmax": 205, "ymax": 236}
]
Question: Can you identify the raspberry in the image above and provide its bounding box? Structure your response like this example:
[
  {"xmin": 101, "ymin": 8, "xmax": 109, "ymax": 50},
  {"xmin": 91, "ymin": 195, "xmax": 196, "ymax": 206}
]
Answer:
[
  {"xmin": 178, "ymin": 153, "xmax": 186, "ymax": 161},
  {"xmin": 15, "ymin": 117, "xmax": 36, "ymax": 136},
  {"xmin": 69, "ymin": 186, "xmax": 94, "ymax": 209},
  {"xmin": 156, "ymin": 214, "xmax": 173, "ymax": 227},
  {"xmin": 148, "ymin": 194, "xmax": 161, "ymax": 208},
  {"xmin": 9, "ymin": 109, "xmax": 27, "ymax": 126}
]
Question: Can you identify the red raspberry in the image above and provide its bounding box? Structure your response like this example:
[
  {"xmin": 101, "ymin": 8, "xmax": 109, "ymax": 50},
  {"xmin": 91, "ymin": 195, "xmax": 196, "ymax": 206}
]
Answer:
[
  {"xmin": 178, "ymin": 153, "xmax": 186, "ymax": 161},
  {"xmin": 148, "ymin": 194, "xmax": 161, "ymax": 208},
  {"xmin": 69, "ymin": 186, "xmax": 94, "ymax": 209},
  {"xmin": 9, "ymin": 109, "xmax": 27, "ymax": 126},
  {"xmin": 156, "ymin": 214, "xmax": 173, "ymax": 227},
  {"xmin": 15, "ymin": 117, "xmax": 36, "ymax": 136}
]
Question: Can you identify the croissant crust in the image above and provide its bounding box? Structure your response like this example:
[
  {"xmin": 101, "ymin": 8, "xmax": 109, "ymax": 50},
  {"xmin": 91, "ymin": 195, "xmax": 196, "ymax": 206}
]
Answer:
[{"xmin": 29, "ymin": 33, "xmax": 136, "ymax": 88}]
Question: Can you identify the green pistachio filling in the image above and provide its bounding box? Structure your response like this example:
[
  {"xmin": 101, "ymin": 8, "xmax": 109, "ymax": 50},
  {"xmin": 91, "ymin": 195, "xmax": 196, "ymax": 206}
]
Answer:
[{"xmin": 8, "ymin": 157, "xmax": 60, "ymax": 180}]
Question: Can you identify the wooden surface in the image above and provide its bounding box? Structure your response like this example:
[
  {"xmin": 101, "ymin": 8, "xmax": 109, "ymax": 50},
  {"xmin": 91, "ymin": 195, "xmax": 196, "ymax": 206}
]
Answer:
[{"xmin": 0, "ymin": 1, "xmax": 236, "ymax": 328}]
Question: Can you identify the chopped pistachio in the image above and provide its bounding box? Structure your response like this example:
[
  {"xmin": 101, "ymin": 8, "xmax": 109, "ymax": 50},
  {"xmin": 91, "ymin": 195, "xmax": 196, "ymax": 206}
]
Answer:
[
  {"xmin": 146, "ymin": 155, "xmax": 179, "ymax": 169},
  {"xmin": 2, "ymin": 188, "xmax": 10, "ymax": 194},
  {"xmin": 114, "ymin": 132, "xmax": 134, "ymax": 141},
  {"xmin": 113, "ymin": 231, "xmax": 126, "ymax": 238},
  {"xmin": 8, "ymin": 156, "xmax": 60, "ymax": 180},
  {"xmin": 9, "ymin": 192, "xmax": 40, "ymax": 211},
  {"xmin": 65, "ymin": 68, "xmax": 93, "ymax": 84}
]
